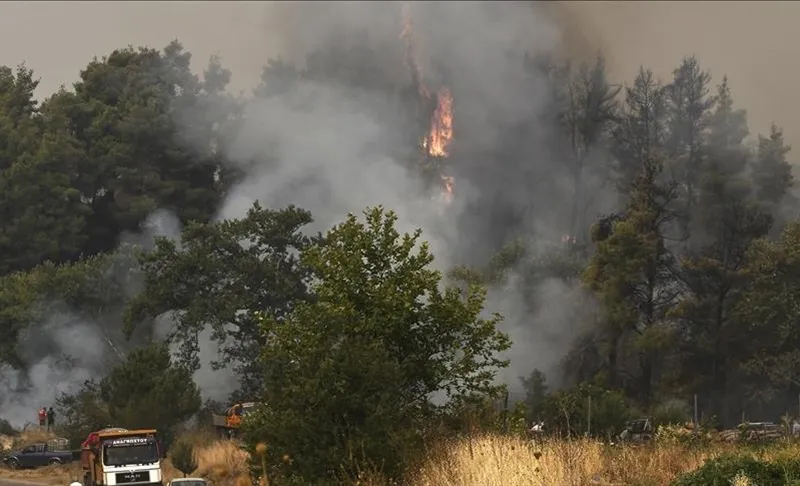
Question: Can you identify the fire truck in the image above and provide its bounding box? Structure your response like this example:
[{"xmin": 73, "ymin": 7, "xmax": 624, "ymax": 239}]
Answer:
[{"xmin": 81, "ymin": 428, "xmax": 164, "ymax": 486}]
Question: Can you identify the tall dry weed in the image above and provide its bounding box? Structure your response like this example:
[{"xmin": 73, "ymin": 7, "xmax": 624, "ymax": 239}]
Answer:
[{"xmin": 411, "ymin": 434, "xmax": 728, "ymax": 486}]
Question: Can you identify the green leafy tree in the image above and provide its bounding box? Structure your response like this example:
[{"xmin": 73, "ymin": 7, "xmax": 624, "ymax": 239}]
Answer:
[
  {"xmin": 98, "ymin": 343, "xmax": 200, "ymax": 446},
  {"xmin": 125, "ymin": 203, "xmax": 314, "ymax": 398},
  {"xmin": 0, "ymin": 64, "xmax": 92, "ymax": 275},
  {"xmin": 55, "ymin": 381, "xmax": 113, "ymax": 447},
  {"xmin": 0, "ymin": 64, "xmax": 40, "ymax": 172},
  {"xmin": 0, "ymin": 250, "xmax": 137, "ymax": 368},
  {"xmin": 37, "ymin": 41, "xmax": 224, "ymax": 257},
  {"xmin": 56, "ymin": 344, "xmax": 199, "ymax": 448},
  {"xmin": 243, "ymin": 207, "xmax": 510, "ymax": 482}
]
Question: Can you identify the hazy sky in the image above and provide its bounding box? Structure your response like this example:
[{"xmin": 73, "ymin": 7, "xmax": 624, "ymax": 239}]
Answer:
[
  {"xmin": 0, "ymin": 1, "xmax": 797, "ymax": 154},
  {"xmin": 561, "ymin": 1, "xmax": 800, "ymax": 153}
]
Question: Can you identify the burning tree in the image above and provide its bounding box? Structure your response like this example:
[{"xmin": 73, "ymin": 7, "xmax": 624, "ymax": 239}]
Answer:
[{"xmin": 399, "ymin": 2, "xmax": 455, "ymax": 205}]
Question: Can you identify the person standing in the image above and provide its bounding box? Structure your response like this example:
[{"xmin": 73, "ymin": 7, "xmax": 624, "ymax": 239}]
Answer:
[
  {"xmin": 38, "ymin": 407, "xmax": 46, "ymax": 429},
  {"xmin": 47, "ymin": 407, "xmax": 55, "ymax": 431}
]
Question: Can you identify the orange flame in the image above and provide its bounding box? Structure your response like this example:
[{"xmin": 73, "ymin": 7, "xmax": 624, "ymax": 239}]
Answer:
[
  {"xmin": 400, "ymin": 2, "xmax": 455, "ymax": 203},
  {"xmin": 425, "ymin": 88, "xmax": 453, "ymax": 158}
]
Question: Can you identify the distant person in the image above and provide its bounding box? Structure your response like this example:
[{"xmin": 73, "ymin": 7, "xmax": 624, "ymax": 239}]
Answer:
[
  {"xmin": 47, "ymin": 407, "xmax": 55, "ymax": 430},
  {"xmin": 38, "ymin": 407, "xmax": 46, "ymax": 429},
  {"xmin": 792, "ymin": 420, "xmax": 800, "ymax": 438}
]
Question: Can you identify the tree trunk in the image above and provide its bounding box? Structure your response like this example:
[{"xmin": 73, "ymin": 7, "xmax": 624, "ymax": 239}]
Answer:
[{"xmin": 608, "ymin": 332, "xmax": 619, "ymax": 388}]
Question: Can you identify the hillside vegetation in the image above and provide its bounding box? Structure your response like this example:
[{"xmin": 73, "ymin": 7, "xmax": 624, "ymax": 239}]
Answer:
[{"xmin": 1, "ymin": 2, "xmax": 800, "ymax": 485}]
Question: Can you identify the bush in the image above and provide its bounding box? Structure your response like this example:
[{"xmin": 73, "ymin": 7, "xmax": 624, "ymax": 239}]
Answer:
[
  {"xmin": 540, "ymin": 382, "xmax": 634, "ymax": 438},
  {"xmin": 672, "ymin": 454, "xmax": 800, "ymax": 486},
  {"xmin": 0, "ymin": 418, "xmax": 17, "ymax": 436},
  {"xmin": 170, "ymin": 439, "xmax": 198, "ymax": 478},
  {"xmin": 652, "ymin": 398, "xmax": 691, "ymax": 426}
]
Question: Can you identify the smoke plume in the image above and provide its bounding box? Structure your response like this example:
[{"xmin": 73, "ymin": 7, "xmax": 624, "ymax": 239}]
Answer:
[
  {"xmin": 0, "ymin": 210, "xmax": 234, "ymax": 428},
  {"xmin": 202, "ymin": 1, "xmax": 590, "ymax": 396},
  {"xmin": 15, "ymin": 0, "xmax": 791, "ymax": 416}
]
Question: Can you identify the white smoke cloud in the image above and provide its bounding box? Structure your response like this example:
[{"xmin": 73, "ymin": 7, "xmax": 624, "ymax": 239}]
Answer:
[
  {"xmin": 2, "ymin": 2, "xmax": 603, "ymax": 423},
  {"xmin": 0, "ymin": 209, "xmax": 233, "ymax": 429},
  {"xmin": 0, "ymin": 313, "xmax": 110, "ymax": 428},
  {"xmin": 206, "ymin": 2, "xmax": 586, "ymax": 397}
]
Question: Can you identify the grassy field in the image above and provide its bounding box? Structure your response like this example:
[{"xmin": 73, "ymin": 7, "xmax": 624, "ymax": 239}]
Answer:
[{"xmin": 3, "ymin": 430, "xmax": 800, "ymax": 485}]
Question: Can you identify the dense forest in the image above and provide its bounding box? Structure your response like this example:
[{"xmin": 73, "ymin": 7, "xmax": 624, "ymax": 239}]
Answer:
[{"xmin": 0, "ymin": 2, "xmax": 798, "ymax": 482}]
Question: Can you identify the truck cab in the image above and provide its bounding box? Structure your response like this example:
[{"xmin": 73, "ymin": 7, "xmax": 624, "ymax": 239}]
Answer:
[{"xmin": 81, "ymin": 428, "xmax": 163, "ymax": 486}]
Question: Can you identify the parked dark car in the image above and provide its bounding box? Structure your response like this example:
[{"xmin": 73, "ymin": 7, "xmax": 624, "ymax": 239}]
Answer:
[{"xmin": 2, "ymin": 442, "xmax": 76, "ymax": 469}]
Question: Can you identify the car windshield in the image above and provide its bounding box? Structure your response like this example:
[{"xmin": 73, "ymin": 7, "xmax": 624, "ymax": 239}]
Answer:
[{"xmin": 103, "ymin": 443, "xmax": 159, "ymax": 467}]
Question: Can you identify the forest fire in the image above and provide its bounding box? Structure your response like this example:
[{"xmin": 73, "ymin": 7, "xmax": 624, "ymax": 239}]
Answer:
[
  {"xmin": 424, "ymin": 88, "xmax": 453, "ymax": 158},
  {"xmin": 400, "ymin": 2, "xmax": 455, "ymax": 203}
]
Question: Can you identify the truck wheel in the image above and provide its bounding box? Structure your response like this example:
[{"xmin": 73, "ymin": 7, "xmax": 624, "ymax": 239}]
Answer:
[
  {"xmin": 48, "ymin": 458, "xmax": 62, "ymax": 465},
  {"xmin": 6, "ymin": 458, "xmax": 20, "ymax": 469}
]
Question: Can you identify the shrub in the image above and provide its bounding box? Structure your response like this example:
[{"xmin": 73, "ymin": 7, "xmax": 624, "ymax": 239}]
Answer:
[
  {"xmin": 170, "ymin": 439, "xmax": 198, "ymax": 478},
  {"xmin": 540, "ymin": 382, "xmax": 634, "ymax": 438},
  {"xmin": 652, "ymin": 399, "xmax": 691, "ymax": 426},
  {"xmin": 672, "ymin": 454, "xmax": 800, "ymax": 486},
  {"xmin": 0, "ymin": 418, "xmax": 17, "ymax": 436}
]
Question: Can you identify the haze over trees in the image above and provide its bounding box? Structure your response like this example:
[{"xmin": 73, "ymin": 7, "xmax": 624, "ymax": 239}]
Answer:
[{"xmin": 0, "ymin": 12, "xmax": 797, "ymax": 483}]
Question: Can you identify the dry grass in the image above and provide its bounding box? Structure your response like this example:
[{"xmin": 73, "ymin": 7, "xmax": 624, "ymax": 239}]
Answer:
[
  {"xmin": 7, "ymin": 432, "xmax": 800, "ymax": 485},
  {"xmin": 13, "ymin": 429, "xmax": 58, "ymax": 449},
  {"xmin": 162, "ymin": 437, "xmax": 251, "ymax": 486},
  {"xmin": 0, "ymin": 462, "xmax": 82, "ymax": 485},
  {"xmin": 409, "ymin": 434, "xmax": 800, "ymax": 486},
  {"xmin": 408, "ymin": 435, "xmax": 712, "ymax": 486}
]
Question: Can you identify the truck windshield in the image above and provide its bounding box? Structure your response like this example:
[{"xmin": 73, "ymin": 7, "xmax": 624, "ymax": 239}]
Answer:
[{"xmin": 103, "ymin": 443, "xmax": 159, "ymax": 467}]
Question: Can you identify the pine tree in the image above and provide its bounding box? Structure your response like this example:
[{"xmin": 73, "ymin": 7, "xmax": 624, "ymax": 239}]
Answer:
[
  {"xmin": 583, "ymin": 155, "xmax": 678, "ymax": 404},
  {"xmin": 752, "ymin": 123, "xmax": 793, "ymax": 222}
]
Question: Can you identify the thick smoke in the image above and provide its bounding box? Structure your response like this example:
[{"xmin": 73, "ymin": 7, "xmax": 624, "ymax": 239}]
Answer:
[
  {"xmin": 127, "ymin": 211, "xmax": 239, "ymax": 404},
  {"xmin": 205, "ymin": 2, "xmax": 589, "ymax": 394},
  {"xmin": 0, "ymin": 210, "xmax": 232, "ymax": 428},
  {"xmin": 0, "ymin": 2, "xmax": 611, "ymax": 421}
]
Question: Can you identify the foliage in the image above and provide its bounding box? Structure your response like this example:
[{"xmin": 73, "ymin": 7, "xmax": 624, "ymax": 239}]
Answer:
[
  {"xmin": 0, "ymin": 417, "xmax": 16, "ymax": 436},
  {"xmin": 55, "ymin": 380, "xmax": 113, "ymax": 447},
  {"xmin": 124, "ymin": 202, "xmax": 315, "ymax": 397},
  {"xmin": 57, "ymin": 343, "xmax": 200, "ymax": 448},
  {"xmin": 0, "ymin": 250, "xmax": 136, "ymax": 367},
  {"xmin": 242, "ymin": 207, "xmax": 510, "ymax": 483},
  {"xmin": 2, "ymin": 25, "xmax": 800, "ymax": 479},
  {"xmin": 170, "ymin": 439, "xmax": 199, "ymax": 477},
  {"xmin": 652, "ymin": 399, "xmax": 692, "ymax": 426},
  {"xmin": 539, "ymin": 381, "xmax": 634, "ymax": 438},
  {"xmin": 672, "ymin": 454, "xmax": 800, "ymax": 486},
  {"xmin": 520, "ymin": 369, "xmax": 549, "ymax": 422}
]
